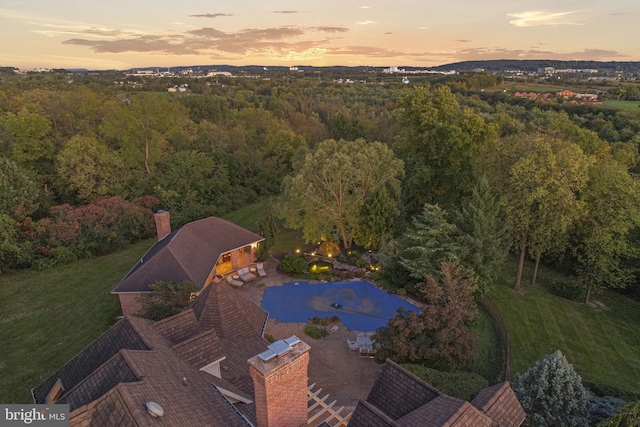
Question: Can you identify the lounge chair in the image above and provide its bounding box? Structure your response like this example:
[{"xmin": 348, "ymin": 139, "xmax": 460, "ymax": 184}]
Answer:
[
  {"xmin": 238, "ymin": 267, "xmax": 256, "ymax": 282},
  {"xmin": 256, "ymin": 263, "xmax": 267, "ymax": 277},
  {"xmin": 227, "ymin": 275, "xmax": 243, "ymax": 287}
]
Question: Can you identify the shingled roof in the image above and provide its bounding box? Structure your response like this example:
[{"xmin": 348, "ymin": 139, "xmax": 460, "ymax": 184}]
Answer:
[
  {"xmin": 33, "ymin": 281, "xmax": 270, "ymax": 427},
  {"xmin": 112, "ymin": 217, "xmax": 264, "ymax": 293},
  {"xmin": 349, "ymin": 360, "xmax": 526, "ymax": 427}
]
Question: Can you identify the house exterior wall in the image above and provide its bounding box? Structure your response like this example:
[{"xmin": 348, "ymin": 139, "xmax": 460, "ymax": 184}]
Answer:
[
  {"xmin": 213, "ymin": 247, "xmax": 257, "ymax": 277},
  {"xmin": 118, "ymin": 293, "xmax": 143, "ymax": 316}
]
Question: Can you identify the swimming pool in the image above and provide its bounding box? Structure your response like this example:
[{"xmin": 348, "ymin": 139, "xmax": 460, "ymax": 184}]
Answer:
[{"xmin": 261, "ymin": 280, "xmax": 419, "ymax": 331}]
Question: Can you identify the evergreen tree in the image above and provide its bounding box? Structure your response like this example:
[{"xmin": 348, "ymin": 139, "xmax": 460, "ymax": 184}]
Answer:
[
  {"xmin": 514, "ymin": 350, "xmax": 590, "ymax": 427},
  {"xmin": 256, "ymin": 201, "xmax": 277, "ymax": 261},
  {"xmin": 454, "ymin": 176, "xmax": 509, "ymax": 296},
  {"xmin": 400, "ymin": 204, "xmax": 462, "ymax": 281}
]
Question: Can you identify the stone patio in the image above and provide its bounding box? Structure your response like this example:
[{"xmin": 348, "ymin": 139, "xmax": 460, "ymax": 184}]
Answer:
[{"xmin": 234, "ymin": 257, "xmax": 384, "ymax": 411}]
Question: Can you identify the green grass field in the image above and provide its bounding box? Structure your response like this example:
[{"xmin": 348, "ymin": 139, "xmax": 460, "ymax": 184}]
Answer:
[
  {"xmin": 489, "ymin": 260, "xmax": 640, "ymax": 395},
  {"xmin": 602, "ymin": 100, "xmax": 640, "ymax": 111},
  {"xmin": 3, "ymin": 203, "xmax": 639, "ymax": 404},
  {"xmin": 222, "ymin": 198, "xmax": 311, "ymax": 255},
  {"xmin": 0, "ymin": 239, "xmax": 154, "ymax": 404}
]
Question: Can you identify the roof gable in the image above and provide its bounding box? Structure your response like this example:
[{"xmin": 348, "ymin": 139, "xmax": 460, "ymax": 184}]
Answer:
[
  {"xmin": 350, "ymin": 360, "xmax": 527, "ymax": 427},
  {"xmin": 471, "ymin": 381, "xmax": 526, "ymax": 427},
  {"xmin": 365, "ymin": 360, "xmax": 440, "ymax": 420},
  {"xmin": 192, "ymin": 281, "xmax": 268, "ymax": 338},
  {"xmin": 32, "ymin": 318, "xmax": 151, "ymax": 405},
  {"xmin": 112, "ymin": 217, "xmax": 264, "ymax": 293}
]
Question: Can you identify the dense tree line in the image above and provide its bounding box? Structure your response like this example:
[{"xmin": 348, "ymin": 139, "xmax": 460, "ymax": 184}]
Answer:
[{"xmin": 1, "ymin": 73, "xmax": 639, "ymax": 306}]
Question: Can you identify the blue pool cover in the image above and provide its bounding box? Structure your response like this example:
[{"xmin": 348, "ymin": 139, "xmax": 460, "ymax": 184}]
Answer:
[{"xmin": 261, "ymin": 280, "xmax": 419, "ymax": 332}]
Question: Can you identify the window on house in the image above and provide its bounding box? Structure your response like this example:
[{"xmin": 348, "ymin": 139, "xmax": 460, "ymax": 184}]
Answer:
[{"xmin": 45, "ymin": 378, "xmax": 65, "ymax": 404}]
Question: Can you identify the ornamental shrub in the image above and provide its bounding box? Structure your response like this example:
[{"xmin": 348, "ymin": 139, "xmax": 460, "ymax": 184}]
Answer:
[
  {"xmin": 279, "ymin": 254, "xmax": 308, "ymax": 274},
  {"xmin": 513, "ymin": 350, "xmax": 590, "ymax": 427},
  {"xmin": 304, "ymin": 325, "xmax": 328, "ymax": 339}
]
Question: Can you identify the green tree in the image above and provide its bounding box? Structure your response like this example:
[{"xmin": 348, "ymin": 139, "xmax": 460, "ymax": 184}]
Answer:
[
  {"xmin": 155, "ymin": 150, "xmax": 231, "ymax": 220},
  {"xmin": 485, "ymin": 132, "xmax": 590, "ymax": 290},
  {"xmin": 56, "ymin": 135, "xmax": 129, "ymax": 203},
  {"xmin": 3, "ymin": 109, "xmax": 54, "ymax": 182},
  {"xmin": 256, "ymin": 201, "xmax": 277, "ymax": 261},
  {"xmin": 100, "ymin": 93, "xmax": 192, "ymax": 175},
  {"xmin": 355, "ymin": 187, "xmax": 400, "ymax": 250},
  {"xmin": 393, "ymin": 85, "xmax": 497, "ymax": 212},
  {"xmin": 0, "ymin": 158, "xmax": 40, "ymax": 221},
  {"xmin": 280, "ymin": 138, "xmax": 403, "ymax": 249},
  {"xmin": 400, "ymin": 204, "xmax": 462, "ymax": 281},
  {"xmin": 571, "ymin": 156, "xmax": 640, "ymax": 304},
  {"xmin": 0, "ymin": 213, "xmax": 32, "ymax": 272},
  {"xmin": 513, "ymin": 350, "xmax": 590, "ymax": 427},
  {"xmin": 454, "ymin": 176, "xmax": 509, "ymax": 295},
  {"xmin": 138, "ymin": 280, "xmax": 200, "ymax": 321}
]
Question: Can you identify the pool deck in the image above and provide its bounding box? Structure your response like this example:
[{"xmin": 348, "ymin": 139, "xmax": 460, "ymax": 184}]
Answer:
[{"xmin": 233, "ymin": 257, "xmax": 421, "ymax": 410}]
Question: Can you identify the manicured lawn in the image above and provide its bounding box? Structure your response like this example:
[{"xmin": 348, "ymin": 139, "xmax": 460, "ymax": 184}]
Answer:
[
  {"xmin": 222, "ymin": 199, "xmax": 311, "ymax": 255},
  {"xmin": 468, "ymin": 307, "xmax": 503, "ymax": 384},
  {"xmin": 488, "ymin": 260, "xmax": 640, "ymax": 395},
  {"xmin": 602, "ymin": 100, "xmax": 640, "ymax": 111},
  {"xmin": 0, "ymin": 239, "xmax": 154, "ymax": 404}
]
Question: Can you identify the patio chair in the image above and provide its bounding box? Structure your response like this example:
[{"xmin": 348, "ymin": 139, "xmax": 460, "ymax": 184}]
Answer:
[
  {"xmin": 238, "ymin": 267, "xmax": 256, "ymax": 282},
  {"xmin": 347, "ymin": 339, "xmax": 358, "ymax": 352},
  {"xmin": 256, "ymin": 263, "xmax": 267, "ymax": 277},
  {"xmin": 359, "ymin": 346, "xmax": 372, "ymax": 358},
  {"xmin": 227, "ymin": 275, "xmax": 243, "ymax": 287}
]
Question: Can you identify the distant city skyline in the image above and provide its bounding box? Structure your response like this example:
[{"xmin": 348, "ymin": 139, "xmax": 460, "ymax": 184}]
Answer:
[{"xmin": 1, "ymin": 0, "xmax": 638, "ymax": 70}]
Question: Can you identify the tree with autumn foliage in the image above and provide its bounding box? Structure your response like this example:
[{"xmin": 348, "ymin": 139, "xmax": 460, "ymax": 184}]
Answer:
[{"xmin": 374, "ymin": 262, "xmax": 478, "ymax": 370}]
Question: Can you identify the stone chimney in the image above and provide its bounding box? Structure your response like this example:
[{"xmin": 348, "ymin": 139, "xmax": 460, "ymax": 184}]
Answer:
[
  {"xmin": 248, "ymin": 336, "xmax": 310, "ymax": 427},
  {"xmin": 154, "ymin": 210, "xmax": 171, "ymax": 240}
]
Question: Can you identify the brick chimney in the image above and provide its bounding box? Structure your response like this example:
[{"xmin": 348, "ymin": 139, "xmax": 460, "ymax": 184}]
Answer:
[
  {"xmin": 154, "ymin": 211, "xmax": 171, "ymax": 240},
  {"xmin": 248, "ymin": 337, "xmax": 310, "ymax": 427}
]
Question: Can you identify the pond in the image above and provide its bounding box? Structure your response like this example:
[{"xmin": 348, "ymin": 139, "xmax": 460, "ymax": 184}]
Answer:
[{"xmin": 308, "ymin": 261, "xmax": 333, "ymax": 274}]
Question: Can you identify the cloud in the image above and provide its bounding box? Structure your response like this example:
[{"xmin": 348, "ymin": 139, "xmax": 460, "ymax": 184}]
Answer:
[
  {"xmin": 189, "ymin": 13, "xmax": 233, "ymax": 19},
  {"xmin": 62, "ymin": 25, "xmax": 332, "ymax": 57},
  {"xmin": 450, "ymin": 47, "xmax": 626, "ymax": 61},
  {"xmin": 310, "ymin": 26, "xmax": 350, "ymax": 33},
  {"xmin": 508, "ymin": 11, "xmax": 583, "ymax": 27},
  {"xmin": 357, "ymin": 20, "xmax": 377, "ymax": 25},
  {"xmin": 273, "ymin": 10, "xmax": 302, "ymax": 14},
  {"xmin": 454, "ymin": 39, "xmax": 471, "ymax": 43}
]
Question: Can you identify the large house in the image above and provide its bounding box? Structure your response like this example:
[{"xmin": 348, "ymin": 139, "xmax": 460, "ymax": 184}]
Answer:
[
  {"xmin": 112, "ymin": 212, "xmax": 264, "ymax": 316},
  {"xmin": 32, "ymin": 281, "xmax": 313, "ymax": 426},
  {"xmin": 33, "ymin": 215, "xmax": 527, "ymax": 426}
]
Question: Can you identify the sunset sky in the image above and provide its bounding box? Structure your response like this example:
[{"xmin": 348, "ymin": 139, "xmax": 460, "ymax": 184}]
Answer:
[{"xmin": 1, "ymin": 0, "xmax": 638, "ymax": 70}]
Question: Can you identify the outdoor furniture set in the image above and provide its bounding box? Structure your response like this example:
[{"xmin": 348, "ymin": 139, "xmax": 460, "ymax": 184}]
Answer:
[{"xmin": 226, "ymin": 263, "xmax": 267, "ymax": 287}]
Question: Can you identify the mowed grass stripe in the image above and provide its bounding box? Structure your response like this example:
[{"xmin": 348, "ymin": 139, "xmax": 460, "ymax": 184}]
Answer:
[
  {"xmin": 0, "ymin": 239, "xmax": 154, "ymax": 404},
  {"xmin": 489, "ymin": 274, "xmax": 640, "ymax": 394}
]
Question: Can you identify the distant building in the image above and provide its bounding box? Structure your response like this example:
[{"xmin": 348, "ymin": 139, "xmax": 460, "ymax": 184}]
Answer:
[
  {"xmin": 557, "ymin": 90, "xmax": 576, "ymax": 99},
  {"xmin": 384, "ymin": 66, "xmax": 405, "ymax": 74}
]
